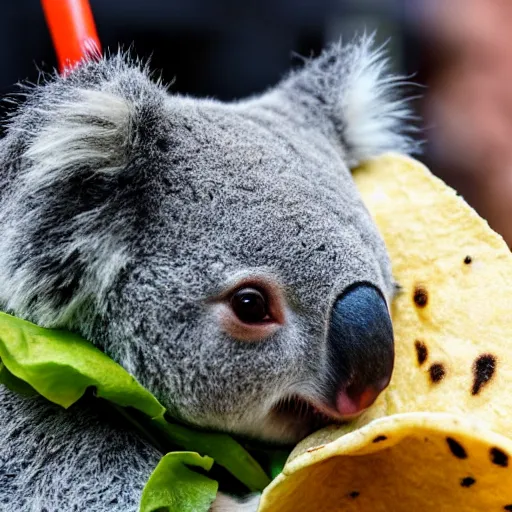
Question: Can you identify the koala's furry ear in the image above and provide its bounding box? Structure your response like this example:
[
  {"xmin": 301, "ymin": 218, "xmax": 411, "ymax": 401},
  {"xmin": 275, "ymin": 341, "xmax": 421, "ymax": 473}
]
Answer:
[
  {"xmin": 268, "ymin": 34, "xmax": 419, "ymax": 167},
  {"xmin": 0, "ymin": 54, "xmax": 169, "ymax": 328}
]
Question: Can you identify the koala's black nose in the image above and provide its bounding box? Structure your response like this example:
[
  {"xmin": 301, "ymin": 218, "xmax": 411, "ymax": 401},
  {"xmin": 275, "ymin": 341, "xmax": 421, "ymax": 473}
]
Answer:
[{"xmin": 327, "ymin": 283, "xmax": 394, "ymax": 416}]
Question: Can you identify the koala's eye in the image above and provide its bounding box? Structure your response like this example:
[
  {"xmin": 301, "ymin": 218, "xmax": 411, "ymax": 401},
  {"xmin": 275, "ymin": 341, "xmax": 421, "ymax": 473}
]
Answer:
[
  {"xmin": 230, "ymin": 288, "xmax": 269, "ymax": 324},
  {"xmin": 213, "ymin": 276, "xmax": 284, "ymax": 342}
]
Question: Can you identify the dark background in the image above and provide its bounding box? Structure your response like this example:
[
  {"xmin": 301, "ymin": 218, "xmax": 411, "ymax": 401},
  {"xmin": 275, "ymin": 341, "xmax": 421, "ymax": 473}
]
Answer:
[
  {"xmin": 3, "ymin": 0, "xmax": 512, "ymax": 247},
  {"xmin": 0, "ymin": 0, "xmax": 421, "ymax": 104}
]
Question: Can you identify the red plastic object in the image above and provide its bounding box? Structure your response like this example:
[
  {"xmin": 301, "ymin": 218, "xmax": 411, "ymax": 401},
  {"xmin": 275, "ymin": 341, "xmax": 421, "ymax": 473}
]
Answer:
[{"xmin": 41, "ymin": 0, "xmax": 102, "ymax": 75}]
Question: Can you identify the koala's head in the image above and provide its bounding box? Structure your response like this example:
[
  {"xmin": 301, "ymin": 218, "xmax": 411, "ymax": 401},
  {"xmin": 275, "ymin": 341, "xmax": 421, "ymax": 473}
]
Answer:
[{"xmin": 0, "ymin": 35, "xmax": 415, "ymax": 444}]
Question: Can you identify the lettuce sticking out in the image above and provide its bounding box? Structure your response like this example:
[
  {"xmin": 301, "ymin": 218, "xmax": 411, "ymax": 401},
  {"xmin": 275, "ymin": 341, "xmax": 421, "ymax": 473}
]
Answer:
[
  {"xmin": 0, "ymin": 311, "xmax": 165, "ymax": 416},
  {"xmin": 0, "ymin": 311, "xmax": 274, "ymax": 508},
  {"xmin": 140, "ymin": 452, "xmax": 218, "ymax": 512},
  {"xmin": 152, "ymin": 419, "xmax": 271, "ymax": 492}
]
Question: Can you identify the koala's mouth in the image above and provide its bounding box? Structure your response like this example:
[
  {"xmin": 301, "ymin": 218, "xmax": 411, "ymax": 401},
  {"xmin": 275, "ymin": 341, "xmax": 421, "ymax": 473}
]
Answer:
[{"xmin": 271, "ymin": 395, "xmax": 346, "ymax": 440}]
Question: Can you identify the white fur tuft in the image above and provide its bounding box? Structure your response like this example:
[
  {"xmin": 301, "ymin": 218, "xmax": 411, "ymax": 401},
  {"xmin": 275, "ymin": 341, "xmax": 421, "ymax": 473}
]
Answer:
[
  {"xmin": 0, "ymin": 88, "xmax": 133, "ymax": 327},
  {"xmin": 23, "ymin": 89, "xmax": 132, "ymax": 186},
  {"xmin": 266, "ymin": 33, "xmax": 420, "ymax": 167},
  {"xmin": 338, "ymin": 34, "xmax": 418, "ymax": 166}
]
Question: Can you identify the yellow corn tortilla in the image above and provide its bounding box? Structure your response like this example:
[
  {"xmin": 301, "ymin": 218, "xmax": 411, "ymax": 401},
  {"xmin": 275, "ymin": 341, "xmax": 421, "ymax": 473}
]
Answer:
[
  {"xmin": 258, "ymin": 153, "xmax": 512, "ymax": 511},
  {"xmin": 261, "ymin": 413, "xmax": 512, "ymax": 512}
]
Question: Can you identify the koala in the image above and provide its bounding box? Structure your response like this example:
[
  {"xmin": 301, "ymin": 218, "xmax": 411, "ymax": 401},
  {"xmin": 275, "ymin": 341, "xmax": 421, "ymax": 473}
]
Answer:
[{"xmin": 0, "ymin": 34, "xmax": 414, "ymax": 511}]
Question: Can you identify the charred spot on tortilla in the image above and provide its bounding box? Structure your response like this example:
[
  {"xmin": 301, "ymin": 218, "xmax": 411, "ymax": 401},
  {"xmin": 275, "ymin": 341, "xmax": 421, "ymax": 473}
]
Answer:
[
  {"xmin": 306, "ymin": 445, "xmax": 325, "ymax": 453},
  {"xmin": 429, "ymin": 363, "xmax": 446, "ymax": 384},
  {"xmin": 490, "ymin": 447, "xmax": 509, "ymax": 467},
  {"xmin": 472, "ymin": 354, "xmax": 497, "ymax": 396},
  {"xmin": 414, "ymin": 340, "xmax": 428, "ymax": 366},
  {"xmin": 413, "ymin": 285, "xmax": 428, "ymax": 308},
  {"xmin": 446, "ymin": 437, "xmax": 468, "ymax": 459},
  {"xmin": 372, "ymin": 435, "xmax": 387, "ymax": 443},
  {"xmin": 349, "ymin": 491, "xmax": 360, "ymax": 499},
  {"xmin": 460, "ymin": 477, "xmax": 476, "ymax": 488},
  {"xmin": 464, "ymin": 255, "xmax": 472, "ymax": 264}
]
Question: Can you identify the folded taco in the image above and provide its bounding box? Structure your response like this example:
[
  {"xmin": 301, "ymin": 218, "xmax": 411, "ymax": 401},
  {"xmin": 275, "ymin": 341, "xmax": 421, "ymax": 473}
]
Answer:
[{"xmin": 258, "ymin": 153, "xmax": 512, "ymax": 512}]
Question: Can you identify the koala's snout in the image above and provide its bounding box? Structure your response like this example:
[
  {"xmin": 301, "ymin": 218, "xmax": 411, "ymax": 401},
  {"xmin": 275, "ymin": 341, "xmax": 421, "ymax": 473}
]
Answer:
[{"xmin": 327, "ymin": 283, "xmax": 394, "ymax": 417}]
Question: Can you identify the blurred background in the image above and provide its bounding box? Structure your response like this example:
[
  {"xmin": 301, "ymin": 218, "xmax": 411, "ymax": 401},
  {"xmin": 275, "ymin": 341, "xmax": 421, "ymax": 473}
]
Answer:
[{"xmin": 2, "ymin": 0, "xmax": 512, "ymax": 246}]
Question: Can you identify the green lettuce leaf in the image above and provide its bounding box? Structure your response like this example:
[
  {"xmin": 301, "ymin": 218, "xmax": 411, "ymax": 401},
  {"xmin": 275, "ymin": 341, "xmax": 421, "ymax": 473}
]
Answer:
[
  {"xmin": 151, "ymin": 419, "xmax": 271, "ymax": 492},
  {"xmin": 0, "ymin": 311, "xmax": 165, "ymax": 416},
  {"xmin": 0, "ymin": 311, "xmax": 272, "ymax": 499},
  {"xmin": 139, "ymin": 452, "xmax": 218, "ymax": 512},
  {"xmin": 267, "ymin": 450, "xmax": 289, "ymax": 480},
  {"xmin": 0, "ymin": 360, "xmax": 38, "ymax": 396}
]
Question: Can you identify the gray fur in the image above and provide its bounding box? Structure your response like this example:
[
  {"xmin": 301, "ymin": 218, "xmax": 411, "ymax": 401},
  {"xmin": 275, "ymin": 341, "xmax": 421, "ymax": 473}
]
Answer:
[
  {"xmin": 0, "ymin": 387, "xmax": 160, "ymax": 511},
  {"xmin": 0, "ymin": 34, "xmax": 414, "ymax": 511}
]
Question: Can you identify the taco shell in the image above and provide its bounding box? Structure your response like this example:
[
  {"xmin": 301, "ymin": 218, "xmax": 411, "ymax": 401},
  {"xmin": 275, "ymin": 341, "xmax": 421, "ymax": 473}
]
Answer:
[{"xmin": 258, "ymin": 153, "xmax": 512, "ymax": 511}]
